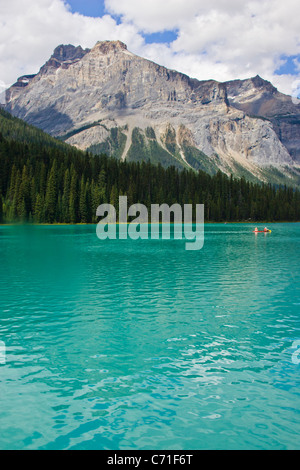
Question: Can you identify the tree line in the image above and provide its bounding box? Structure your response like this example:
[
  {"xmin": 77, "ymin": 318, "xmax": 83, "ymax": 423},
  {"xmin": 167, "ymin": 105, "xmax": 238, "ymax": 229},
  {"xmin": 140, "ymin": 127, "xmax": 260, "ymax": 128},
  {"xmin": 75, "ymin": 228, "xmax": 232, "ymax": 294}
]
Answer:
[{"xmin": 0, "ymin": 129, "xmax": 299, "ymax": 224}]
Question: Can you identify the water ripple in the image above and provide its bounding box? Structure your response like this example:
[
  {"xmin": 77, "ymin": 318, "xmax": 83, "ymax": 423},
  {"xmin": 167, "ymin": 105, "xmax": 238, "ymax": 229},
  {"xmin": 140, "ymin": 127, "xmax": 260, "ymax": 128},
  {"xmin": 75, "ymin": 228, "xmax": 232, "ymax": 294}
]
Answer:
[{"xmin": 0, "ymin": 223, "xmax": 299, "ymax": 449}]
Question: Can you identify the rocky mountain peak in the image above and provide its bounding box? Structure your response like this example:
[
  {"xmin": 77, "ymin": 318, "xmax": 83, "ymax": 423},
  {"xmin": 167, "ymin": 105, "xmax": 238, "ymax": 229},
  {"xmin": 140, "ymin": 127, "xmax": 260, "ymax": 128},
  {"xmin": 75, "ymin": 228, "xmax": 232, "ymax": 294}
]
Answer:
[
  {"xmin": 91, "ymin": 40, "xmax": 128, "ymax": 55},
  {"xmin": 4, "ymin": 40, "xmax": 300, "ymax": 184},
  {"xmin": 52, "ymin": 44, "xmax": 90, "ymax": 62},
  {"xmin": 250, "ymin": 75, "xmax": 277, "ymax": 93},
  {"xmin": 39, "ymin": 44, "xmax": 90, "ymax": 74},
  {"xmin": 225, "ymin": 75, "xmax": 277, "ymax": 99}
]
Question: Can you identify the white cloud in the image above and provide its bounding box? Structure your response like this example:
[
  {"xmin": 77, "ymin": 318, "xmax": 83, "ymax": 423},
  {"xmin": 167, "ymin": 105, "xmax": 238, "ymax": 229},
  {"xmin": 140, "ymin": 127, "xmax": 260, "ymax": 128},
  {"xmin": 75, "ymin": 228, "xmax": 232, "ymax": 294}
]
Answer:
[
  {"xmin": 106, "ymin": 0, "xmax": 300, "ymax": 94},
  {"xmin": 294, "ymin": 58, "xmax": 300, "ymax": 73},
  {"xmin": 105, "ymin": 0, "xmax": 248, "ymax": 33},
  {"xmin": 0, "ymin": 0, "xmax": 143, "ymax": 88},
  {"xmin": 0, "ymin": 0, "xmax": 300, "ymax": 98}
]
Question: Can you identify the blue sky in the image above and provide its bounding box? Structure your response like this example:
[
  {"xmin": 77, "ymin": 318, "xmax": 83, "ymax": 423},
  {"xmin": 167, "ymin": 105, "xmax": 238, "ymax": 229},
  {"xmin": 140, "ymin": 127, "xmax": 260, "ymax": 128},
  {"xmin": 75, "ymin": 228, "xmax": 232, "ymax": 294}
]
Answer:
[
  {"xmin": 276, "ymin": 55, "xmax": 300, "ymax": 76},
  {"xmin": 67, "ymin": 0, "xmax": 106, "ymax": 18},
  {"xmin": 1, "ymin": 0, "xmax": 300, "ymax": 99},
  {"xmin": 67, "ymin": 0, "xmax": 178, "ymax": 44}
]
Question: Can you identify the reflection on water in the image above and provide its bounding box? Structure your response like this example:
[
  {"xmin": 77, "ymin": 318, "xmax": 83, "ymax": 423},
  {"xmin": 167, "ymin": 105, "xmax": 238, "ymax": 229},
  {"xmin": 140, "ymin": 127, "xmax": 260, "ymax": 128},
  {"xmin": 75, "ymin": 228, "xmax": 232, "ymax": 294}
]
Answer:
[{"xmin": 0, "ymin": 223, "xmax": 299, "ymax": 449}]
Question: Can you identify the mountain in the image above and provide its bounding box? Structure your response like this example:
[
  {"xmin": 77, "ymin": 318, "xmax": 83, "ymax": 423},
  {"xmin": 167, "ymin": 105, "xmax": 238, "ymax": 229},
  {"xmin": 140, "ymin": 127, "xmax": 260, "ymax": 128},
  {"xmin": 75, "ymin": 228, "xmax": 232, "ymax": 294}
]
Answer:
[
  {"xmin": 225, "ymin": 75, "xmax": 300, "ymax": 165},
  {"xmin": 5, "ymin": 40, "xmax": 300, "ymax": 185},
  {"xmin": 0, "ymin": 106, "xmax": 73, "ymax": 151},
  {"xmin": 1, "ymin": 106, "xmax": 299, "ymax": 225}
]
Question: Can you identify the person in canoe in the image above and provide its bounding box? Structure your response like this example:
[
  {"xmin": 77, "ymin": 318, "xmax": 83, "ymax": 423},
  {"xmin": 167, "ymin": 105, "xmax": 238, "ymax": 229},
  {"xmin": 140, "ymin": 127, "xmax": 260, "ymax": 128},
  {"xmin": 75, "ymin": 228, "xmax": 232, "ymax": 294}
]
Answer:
[{"xmin": 253, "ymin": 227, "xmax": 271, "ymax": 233}]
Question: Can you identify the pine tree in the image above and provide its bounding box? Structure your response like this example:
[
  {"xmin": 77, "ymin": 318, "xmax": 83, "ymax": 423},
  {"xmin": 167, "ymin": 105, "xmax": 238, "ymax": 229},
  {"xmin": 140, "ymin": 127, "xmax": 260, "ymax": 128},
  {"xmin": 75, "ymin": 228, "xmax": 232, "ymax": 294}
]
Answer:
[
  {"xmin": 98, "ymin": 169, "xmax": 107, "ymax": 204},
  {"xmin": 62, "ymin": 168, "xmax": 70, "ymax": 223},
  {"xmin": 16, "ymin": 165, "xmax": 30, "ymax": 220},
  {"xmin": 79, "ymin": 176, "xmax": 87, "ymax": 223},
  {"xmin": 85, "ymin": 180, "xmax": 92, "ymax": 223},
  {"xmin": 8, "ymin": 164, "xmax": 17, "ymax": 202},
  {"xmin": 34, "ymin": 193, "xmax": 44, "ymax": 222},
  {"xmin": 0, "ymin": 194, "xmax": 3, "ymax": 224},
  {"xmin": 91, "ymin": 180, "xmax": 100, "ymax": 223},
  {"xmin": 45, "ymin": 160, "xmax": 58, "ymax": 223},
  {"xmin": 69, "ymin": 165, "xmax": 78, "ymax": 224},
  {"xmin": 110, "ymin": 184, "xmax": 119, "ymax": 209},
  {"xmin": 18, "ymin": 198, "xmax": 27, "ymax": 222}
]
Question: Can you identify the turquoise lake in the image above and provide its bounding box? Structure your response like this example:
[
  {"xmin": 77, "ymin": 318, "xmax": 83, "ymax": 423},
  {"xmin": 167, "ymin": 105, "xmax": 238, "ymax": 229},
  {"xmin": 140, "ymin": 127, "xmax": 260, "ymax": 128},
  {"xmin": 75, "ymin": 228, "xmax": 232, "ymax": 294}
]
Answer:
[{"xmin": 0, "ymin": 223, "xmax": 299, "ymax": 450}]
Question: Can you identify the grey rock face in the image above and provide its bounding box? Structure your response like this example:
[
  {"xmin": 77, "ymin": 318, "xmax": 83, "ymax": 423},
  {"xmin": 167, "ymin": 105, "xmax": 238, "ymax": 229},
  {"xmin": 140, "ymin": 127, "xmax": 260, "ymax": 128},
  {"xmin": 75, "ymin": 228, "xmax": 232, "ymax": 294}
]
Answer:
[
  {"xmin": 5, "ymin": 41, "xmax": 300, "ymax": 183},
  {"xmin": 39, "ymin": 44, "xmax": 91, "ymax": 75},
  {"xmin": 225, "ymin": 75, "xmax": 300, "ymax": 164}
]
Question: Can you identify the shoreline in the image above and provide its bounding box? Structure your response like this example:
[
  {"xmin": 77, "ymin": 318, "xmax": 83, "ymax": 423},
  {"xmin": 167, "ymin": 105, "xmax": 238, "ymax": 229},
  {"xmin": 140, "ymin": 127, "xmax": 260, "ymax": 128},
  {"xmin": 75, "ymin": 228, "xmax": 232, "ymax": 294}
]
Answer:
[{"xmin": 1, "ymin": 221, "xmax": 300, "ymax": 227}]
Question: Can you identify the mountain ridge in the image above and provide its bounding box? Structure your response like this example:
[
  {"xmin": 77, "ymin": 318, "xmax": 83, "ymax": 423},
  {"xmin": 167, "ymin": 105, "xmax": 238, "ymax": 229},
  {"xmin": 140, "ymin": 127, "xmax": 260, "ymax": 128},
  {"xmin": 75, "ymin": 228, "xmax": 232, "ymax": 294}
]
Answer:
[
  {"xmin": 1, "ymin": 105, "xmax": 299, "ymax": 226},
  {"xmin": 5, "ymin": 40, "xmax": 300, "ymax": 185}
]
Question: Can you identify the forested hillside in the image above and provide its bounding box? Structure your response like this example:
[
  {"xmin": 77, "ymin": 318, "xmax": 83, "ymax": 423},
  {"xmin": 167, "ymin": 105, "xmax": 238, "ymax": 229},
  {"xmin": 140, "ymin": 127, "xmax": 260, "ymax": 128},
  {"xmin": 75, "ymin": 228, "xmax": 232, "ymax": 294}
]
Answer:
[{"xmin": 0, "ymin": 108, "xmax": 299, "ymax": 224}]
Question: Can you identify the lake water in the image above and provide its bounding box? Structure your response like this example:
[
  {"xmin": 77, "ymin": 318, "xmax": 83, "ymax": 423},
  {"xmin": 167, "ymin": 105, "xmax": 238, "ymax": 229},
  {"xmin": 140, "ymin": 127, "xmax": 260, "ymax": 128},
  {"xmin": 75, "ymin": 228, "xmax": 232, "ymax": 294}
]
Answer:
[{"xmin": 0, "ymin": 223, "xmax": 299, "ymax": 450}]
